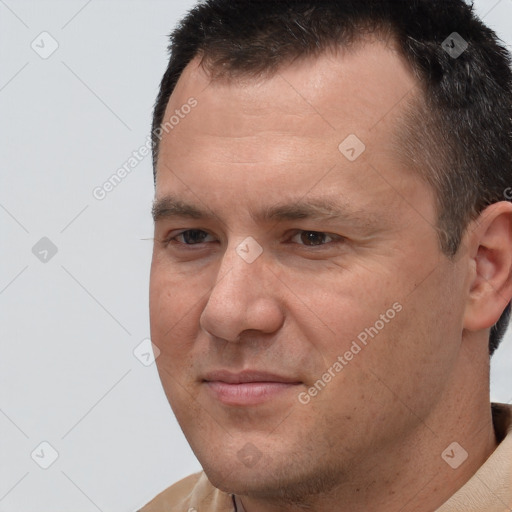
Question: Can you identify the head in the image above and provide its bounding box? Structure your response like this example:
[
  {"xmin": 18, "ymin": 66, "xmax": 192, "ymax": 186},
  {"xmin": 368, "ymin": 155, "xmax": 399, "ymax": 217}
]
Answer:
[{"xmin": 149, "ymin": 0, "xmax": 512, "ymax": 504}]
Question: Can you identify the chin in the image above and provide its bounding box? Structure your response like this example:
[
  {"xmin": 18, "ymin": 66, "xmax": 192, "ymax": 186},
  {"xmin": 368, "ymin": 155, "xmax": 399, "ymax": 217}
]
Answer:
[
  {"xmin": 197, "ymin": 445, "xmax": 283, "ymax": 496},
  {"xmin": 202, "ymin": 463, "xmax": 265, "ymax": 495},
  {"xmin": 203, "ymin": 460, "xmax": 345, "ymax": 507}
]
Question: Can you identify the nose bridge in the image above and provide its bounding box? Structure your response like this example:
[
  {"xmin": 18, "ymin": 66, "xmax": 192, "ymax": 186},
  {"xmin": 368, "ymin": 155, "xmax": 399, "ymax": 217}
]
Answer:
[
  {"xmin": 211, "ymin": 237, "xmax": 265, "ymax": 308},
  {"xmin": 199, "ymin": 238, "xmax": 282, "ymax": 341}
]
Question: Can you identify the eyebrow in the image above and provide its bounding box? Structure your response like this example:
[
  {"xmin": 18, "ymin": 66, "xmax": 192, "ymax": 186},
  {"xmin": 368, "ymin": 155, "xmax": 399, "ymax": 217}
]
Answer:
[
  {"xmin": 152, "ymin": 194, "xmax": 377, "ymax": 227},
  {"xmin": 152, "ymin": 197, "xmax": 206, "ymax": 222}
]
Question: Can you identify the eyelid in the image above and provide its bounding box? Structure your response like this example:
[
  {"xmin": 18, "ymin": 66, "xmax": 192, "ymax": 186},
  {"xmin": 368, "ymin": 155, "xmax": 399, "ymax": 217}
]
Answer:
[
  {"xmin": 289, "ymin": 230, "xmax": 341, "ymax": 246},
  {"xmin": 161, "ymin": 229, "xmax": 344, "ymax": 249},
  {"xmin": 162, "ymin": 229, "xmax": 216, "ymax": 246}
]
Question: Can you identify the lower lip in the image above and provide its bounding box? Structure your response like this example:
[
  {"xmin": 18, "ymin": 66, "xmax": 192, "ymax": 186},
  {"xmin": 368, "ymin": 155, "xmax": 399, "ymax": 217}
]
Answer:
[{"xmin": 204, "ymin": 381, "xmax": 300, "ymax": 406}]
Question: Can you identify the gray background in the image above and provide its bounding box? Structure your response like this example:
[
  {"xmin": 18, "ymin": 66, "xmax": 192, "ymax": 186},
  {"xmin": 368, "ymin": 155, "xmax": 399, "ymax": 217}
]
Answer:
[{"xmin": 0, "ymin": 1, "xmax": 511, "ymax": 511}]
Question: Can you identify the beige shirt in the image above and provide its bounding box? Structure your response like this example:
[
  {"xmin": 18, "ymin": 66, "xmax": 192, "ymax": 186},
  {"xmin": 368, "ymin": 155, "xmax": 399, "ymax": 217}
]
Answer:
[{"xmin": 139, "ymin": 403, "xmax": 512, "ymax": 512}]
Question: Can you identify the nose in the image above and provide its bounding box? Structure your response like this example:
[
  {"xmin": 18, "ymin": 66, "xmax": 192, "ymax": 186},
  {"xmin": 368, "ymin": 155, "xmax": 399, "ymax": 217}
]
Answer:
[{"xmin": 199, "ymin": 240, "xmax": 284, "ymax": 342}]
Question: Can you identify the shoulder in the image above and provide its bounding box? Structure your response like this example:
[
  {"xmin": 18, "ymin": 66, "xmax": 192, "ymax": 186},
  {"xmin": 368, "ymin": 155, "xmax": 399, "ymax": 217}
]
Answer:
[
  {"xmin": 138, "ymin": 472, "xmax": 202, "ymax": 511},
  {"xmin": 137, "ymin": 471, "xmax": 235, "ymax": 512},
  {"xmin": 436, "ymin": 403, "xmax": 512, "ymax": 511}
]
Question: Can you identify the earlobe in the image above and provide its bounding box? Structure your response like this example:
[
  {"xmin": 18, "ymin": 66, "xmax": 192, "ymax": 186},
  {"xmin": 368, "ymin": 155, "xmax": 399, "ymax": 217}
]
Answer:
[{"xmin": 463, "ymin": 202, "xmax": 512, "ymax": 332}]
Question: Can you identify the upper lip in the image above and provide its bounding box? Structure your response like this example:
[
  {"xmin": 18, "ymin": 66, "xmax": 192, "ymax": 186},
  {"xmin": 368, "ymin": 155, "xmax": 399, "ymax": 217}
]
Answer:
[{"xmin": 203, "ymin": 370, "xmax": 301, "ymax": 384}]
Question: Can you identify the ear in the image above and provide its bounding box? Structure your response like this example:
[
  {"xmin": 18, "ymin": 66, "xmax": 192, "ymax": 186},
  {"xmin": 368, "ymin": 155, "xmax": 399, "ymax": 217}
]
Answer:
[{"xmin": 463, "ymin": 201, "xmax": 512, "ymax": 332}]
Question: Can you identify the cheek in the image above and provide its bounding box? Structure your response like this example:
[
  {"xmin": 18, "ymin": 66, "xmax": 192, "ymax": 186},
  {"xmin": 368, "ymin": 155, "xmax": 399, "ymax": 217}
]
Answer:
[
  {"xmin": 293, "ymin": 256, "xmax": 457, "ymax": 393},
  {"xmin": 354, "ymin": 269, "xmax": 464, "ymax": 411},
  {"xmin": 150, "ymin": 273, "xmax": 202, "ymax": 407},
  {"xmin": 150, "ymin": 255, "xmax": 208, "ymax": 322},
  {"xmin": 288, "ymin": 267, "xmax": 403, "ymax": 355},
  {"xmin": 149, "ymin": 261, "xmax": 205, "ymax": 362}
]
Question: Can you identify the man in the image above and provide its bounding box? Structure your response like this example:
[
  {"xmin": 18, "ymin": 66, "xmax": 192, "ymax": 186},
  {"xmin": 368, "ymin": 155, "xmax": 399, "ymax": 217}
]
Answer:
[{"xmin": 139, "ymin": 0, "xmax": 512, "ymax": 510}]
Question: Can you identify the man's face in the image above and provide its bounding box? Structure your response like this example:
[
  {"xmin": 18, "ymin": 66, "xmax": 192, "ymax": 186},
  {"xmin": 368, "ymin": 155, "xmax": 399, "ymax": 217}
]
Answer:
[{"xmin": 149, "ymin": 43, "xmax": 468, "ymax": 498}]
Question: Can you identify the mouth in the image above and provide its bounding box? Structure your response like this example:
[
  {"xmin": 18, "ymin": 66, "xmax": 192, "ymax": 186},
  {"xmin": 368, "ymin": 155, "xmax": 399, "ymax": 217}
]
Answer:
[{"xmin": 202, "ymin": 370, "xmax": 302, "ymax": 406}]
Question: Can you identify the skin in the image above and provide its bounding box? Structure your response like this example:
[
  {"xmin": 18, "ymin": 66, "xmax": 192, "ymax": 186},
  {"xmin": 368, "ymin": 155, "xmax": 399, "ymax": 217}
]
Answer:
[{"xmin": 149, "ymin": 39, "xmax": 512, "ymax": 512}]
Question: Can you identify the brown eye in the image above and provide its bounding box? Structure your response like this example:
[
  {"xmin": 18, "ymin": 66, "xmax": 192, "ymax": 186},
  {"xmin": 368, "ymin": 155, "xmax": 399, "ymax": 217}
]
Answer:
[{"xmin": 292, "ymin": 231, "xmax": 335, "ymax": 246}]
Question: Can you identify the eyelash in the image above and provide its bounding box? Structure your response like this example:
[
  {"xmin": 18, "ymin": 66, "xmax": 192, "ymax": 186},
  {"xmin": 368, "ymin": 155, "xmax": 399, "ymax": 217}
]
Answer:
[{"xmin": 161, "ymin": 229, "xmax": 343, "ymax": 249}]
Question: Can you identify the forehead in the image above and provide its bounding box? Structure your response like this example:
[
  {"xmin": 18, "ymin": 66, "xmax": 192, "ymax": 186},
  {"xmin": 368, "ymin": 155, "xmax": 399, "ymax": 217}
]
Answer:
[
  {"xmin": 165, "ymin": 39, "xmax": 418, "ymax": 132},
  {"xmin": 155, "ymin": 41, "xmax": 432, "ymax": 223}
]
